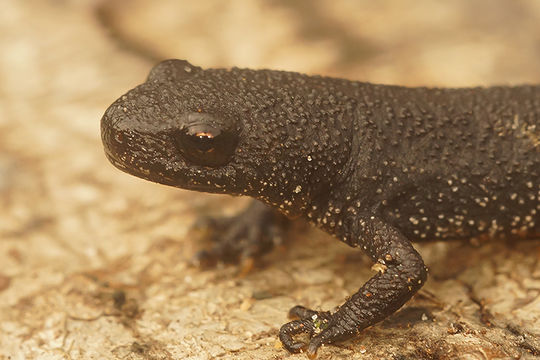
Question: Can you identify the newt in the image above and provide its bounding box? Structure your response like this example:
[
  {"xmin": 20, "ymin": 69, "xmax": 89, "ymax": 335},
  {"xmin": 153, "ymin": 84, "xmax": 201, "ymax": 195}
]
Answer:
[{"xmin": 101, "ymin": 59, "xmax": 540, "ymax": 358}]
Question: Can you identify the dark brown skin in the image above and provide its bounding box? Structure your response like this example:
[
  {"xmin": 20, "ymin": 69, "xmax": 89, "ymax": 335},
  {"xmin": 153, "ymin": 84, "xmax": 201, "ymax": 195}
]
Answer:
[{"xmin": 101, "ymin": 59, "xmax": 540, "ymax": 358}]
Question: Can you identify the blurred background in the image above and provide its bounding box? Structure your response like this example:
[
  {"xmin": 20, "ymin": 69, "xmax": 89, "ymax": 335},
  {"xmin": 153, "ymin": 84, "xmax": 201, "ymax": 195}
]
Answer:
[{"xmin": 1, "ymin": 1, "xmax": 539, "ymax": 359}]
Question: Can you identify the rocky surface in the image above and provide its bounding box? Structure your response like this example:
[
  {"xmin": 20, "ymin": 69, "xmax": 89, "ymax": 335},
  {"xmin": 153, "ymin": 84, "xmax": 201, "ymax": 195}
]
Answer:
[{"xmin": 0, "ymin": 1, "xmax": 539, "ymax": 359}]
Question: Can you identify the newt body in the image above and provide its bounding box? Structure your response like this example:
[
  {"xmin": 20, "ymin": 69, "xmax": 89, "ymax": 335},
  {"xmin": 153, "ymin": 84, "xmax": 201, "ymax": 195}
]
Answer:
[{"xmin": 101, "ymin": 60, "xmax": 540, "ymax": 357}]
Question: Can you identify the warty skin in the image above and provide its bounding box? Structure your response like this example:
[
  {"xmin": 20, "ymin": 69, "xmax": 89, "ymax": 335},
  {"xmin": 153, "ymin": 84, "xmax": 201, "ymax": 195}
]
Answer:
[{"xmin": 101, "ymin": 59, "xmax": 540, "ymax": 358}]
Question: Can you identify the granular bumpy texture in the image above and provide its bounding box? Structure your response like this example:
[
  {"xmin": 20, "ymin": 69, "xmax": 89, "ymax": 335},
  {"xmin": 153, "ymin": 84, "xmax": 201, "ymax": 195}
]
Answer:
[{"xmin": 101, "ymin": 59, "xmax": 540, "ymax": 358}]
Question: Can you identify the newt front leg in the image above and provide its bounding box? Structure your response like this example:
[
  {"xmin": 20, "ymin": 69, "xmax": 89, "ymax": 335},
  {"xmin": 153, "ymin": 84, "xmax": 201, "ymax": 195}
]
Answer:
[{"xmin": 280, "ymin": 217, "xmax": 428, "ymax": 358}]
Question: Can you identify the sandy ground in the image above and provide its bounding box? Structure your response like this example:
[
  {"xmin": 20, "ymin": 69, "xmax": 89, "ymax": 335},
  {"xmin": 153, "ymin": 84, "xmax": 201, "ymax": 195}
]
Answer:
[{"xmin": 1, "ymin": 1, "xmax": 540, "ymax": 359}]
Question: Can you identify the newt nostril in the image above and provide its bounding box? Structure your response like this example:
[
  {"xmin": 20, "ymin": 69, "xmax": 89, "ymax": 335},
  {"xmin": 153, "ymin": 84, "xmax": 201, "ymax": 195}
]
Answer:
[{"xmin": 113, "ymin": 131, "xmax": 124, "ymax": 144}]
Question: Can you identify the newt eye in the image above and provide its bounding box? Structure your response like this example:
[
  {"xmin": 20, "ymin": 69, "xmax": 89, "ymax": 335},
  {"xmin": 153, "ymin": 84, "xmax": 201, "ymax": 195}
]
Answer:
[{"xmin": 173, "ymin": 121, "xmax": 239, "ymax": 167}]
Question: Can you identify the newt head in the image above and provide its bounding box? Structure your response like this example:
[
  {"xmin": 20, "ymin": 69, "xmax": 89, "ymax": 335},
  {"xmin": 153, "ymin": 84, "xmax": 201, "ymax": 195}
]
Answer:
[
  {"xmin": 100, "ymin": 59, "xmax": 342, "ymax": 216},
  {"xmin": 100, "ymin": 59, "xmax": 253, "ymax": 194}
]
